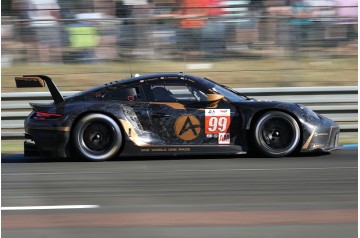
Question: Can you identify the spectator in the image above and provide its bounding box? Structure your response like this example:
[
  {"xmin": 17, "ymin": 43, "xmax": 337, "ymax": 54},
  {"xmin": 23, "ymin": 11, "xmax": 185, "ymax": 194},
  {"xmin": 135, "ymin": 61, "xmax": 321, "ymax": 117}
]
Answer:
[
  {"xmin": 92, "ymin": 0, "xmax": 118, "ymax": 61},
  {"xmin": 289, "ymin": 0, "xmax": 313, "ymax": 58},
  {"xmin": 2, "ymin": 16, "xmax": 14, "ymax": 67},
  {"xmin": 131, "ymin": 0, "xmax": 157, "ymax": 58},
  {"xmin": 201, "ymin": 0, "xmax": 225, "ymax": 58},
  {"xmin": 27, "ymin": 0, "xmax": 63, "ymax": 64},
  {"xmin": 222, "ymin": 0, "xmax": 262, "ymax": 53},
  {"xmin": 150, "ymin": 1, "xmax": 178, "ymax": 58},
  {"xmin": 66, "ymin": 13, "xmax": 100, "ymax": 62},
  {"xmin": 12, "ymin": 0, "xmax": 37, "ymax": 63},
  {"xmin": 248, "ymin": 0, "xmax": 265, "ymax": 44},
  {"xmin": 116, "ymin": 0, "xmax": 154, "ymax": 58},
  {"xmin": 222, "ymin": 0, "xmax": 250, "ymax": 51},
  {"xmin": 177, "ymin": 0, "xmax": 208, "ymax": 58},
  {"xmin": 265, "ymin": 0, "xmax": 291, "ymax": 48},
  {"xmin": 304, "ymin": 0, "xmax": 335, "ymax": 46},
  {"xmin": 115, "ymin": 0, "xmax": 135, "ymax": 57},
  {"xmin": 333, "ymin": 0, "xmax": 357, "ymax": 54}
]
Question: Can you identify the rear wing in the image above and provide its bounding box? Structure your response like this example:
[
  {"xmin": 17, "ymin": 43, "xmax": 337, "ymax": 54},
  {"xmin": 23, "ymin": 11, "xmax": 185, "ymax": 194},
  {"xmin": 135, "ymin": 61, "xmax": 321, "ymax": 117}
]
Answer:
[{"xmin": 15, "ymin": 75, "xmax": 64, "ymax": 104}]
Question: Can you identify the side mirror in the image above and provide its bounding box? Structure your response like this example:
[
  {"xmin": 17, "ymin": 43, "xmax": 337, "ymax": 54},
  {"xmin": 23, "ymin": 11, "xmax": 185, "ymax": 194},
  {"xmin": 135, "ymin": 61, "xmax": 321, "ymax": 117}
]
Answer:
[{"xmin": 207, "ymin": 94, "xmax": 224, "ymax": 108}]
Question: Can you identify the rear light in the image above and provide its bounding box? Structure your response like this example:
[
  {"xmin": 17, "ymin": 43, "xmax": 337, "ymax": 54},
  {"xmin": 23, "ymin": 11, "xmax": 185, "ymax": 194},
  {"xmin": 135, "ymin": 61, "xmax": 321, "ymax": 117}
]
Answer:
[{"xmin": 33, "ymin": 111, "xmax": 62, "ymax": 120}]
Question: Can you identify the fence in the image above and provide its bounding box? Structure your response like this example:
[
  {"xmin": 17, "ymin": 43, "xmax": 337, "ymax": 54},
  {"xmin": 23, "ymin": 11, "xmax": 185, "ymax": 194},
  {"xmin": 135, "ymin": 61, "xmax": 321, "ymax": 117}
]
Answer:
[
  {"xmin": 2, "ymin": 86, "xmax": 357, "ymax": 140},
  {"xmin": 2, "ymin": 5, "xmax": 358, "ymax": 66}
]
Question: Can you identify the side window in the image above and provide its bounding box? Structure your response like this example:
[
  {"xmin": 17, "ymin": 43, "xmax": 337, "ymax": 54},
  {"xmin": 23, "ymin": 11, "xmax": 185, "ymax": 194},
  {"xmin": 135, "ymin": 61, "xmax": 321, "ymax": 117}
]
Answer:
[
  {"xmin": 105, "ymin": 86, "xmax": 144, "ymax": 101},
  {"xmin": 149, "ymin": 81, "xmax": 208, "ymax": 102}
]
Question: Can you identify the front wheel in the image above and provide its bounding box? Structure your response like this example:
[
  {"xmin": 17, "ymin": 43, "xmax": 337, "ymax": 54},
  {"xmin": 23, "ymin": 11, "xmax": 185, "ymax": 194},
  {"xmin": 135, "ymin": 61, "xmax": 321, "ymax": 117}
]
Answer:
[
  {"xmin": 72, "ymin": 113, "xmax": 122, "ymax": 161},
  {"xmin": 252, "ymin": 111, "xmax": 301, "ymax": 157}
]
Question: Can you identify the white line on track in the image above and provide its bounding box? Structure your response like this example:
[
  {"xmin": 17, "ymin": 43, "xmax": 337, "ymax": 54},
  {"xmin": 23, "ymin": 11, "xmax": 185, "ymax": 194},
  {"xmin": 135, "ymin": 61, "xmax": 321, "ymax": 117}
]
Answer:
[
  {"xmin": 1, "ymin": 205, "xmax": 99, "ymax": 211},
  {"xmin": 1, "ymin": 166, "xmax": 357, "ymax": 176}
]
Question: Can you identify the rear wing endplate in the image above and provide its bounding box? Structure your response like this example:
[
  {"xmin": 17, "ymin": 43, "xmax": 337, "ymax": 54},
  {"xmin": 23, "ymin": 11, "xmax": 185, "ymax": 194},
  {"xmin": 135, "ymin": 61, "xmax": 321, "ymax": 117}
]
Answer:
[{"xmin": 15, "ymin": 75, "xmax": 64, "ymax": 104}]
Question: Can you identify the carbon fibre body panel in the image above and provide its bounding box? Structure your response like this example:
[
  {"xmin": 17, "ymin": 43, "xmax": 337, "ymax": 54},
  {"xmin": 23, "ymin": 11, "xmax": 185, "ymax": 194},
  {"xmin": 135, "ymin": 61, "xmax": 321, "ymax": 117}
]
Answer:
[{"xmin": 22, "ymin": 73, "xmax": 340, "ymax": 158}]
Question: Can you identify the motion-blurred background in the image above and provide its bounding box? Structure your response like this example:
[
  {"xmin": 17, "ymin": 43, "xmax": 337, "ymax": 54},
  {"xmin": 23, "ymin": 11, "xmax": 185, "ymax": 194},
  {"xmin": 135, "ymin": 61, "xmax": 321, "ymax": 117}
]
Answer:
[
  {"xmin": 1, "ymin": 2, "xmax": 358, "ymax": 237},
  {"xmin": 1, "ymin": 0, "xmax": 358, "ymax": 91}
]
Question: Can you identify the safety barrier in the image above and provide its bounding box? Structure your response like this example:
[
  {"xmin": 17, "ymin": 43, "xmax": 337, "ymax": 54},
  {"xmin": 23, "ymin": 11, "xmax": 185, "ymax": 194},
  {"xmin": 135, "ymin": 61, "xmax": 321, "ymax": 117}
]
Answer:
[{"xmin": 2, "ymin": 86, "xmax": 357, "ymax": 140}]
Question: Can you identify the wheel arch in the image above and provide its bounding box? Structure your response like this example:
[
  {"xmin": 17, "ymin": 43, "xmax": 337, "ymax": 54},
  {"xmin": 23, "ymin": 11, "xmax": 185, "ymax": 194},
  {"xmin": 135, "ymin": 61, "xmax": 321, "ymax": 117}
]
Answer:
[
  {"xmin": 66, "ymin": 110, "xmax": 125, "ymax": 158},
  {"xmin": 247, "ymin": 108, "xmax": 303, "ymax": 132},
  {"xmin": 71, "ymin": 110, "xmax": 124, "ymax": 133},
  {"xmin": 246, "ymin": 108, "xmax": 304, "ymax": 154}
]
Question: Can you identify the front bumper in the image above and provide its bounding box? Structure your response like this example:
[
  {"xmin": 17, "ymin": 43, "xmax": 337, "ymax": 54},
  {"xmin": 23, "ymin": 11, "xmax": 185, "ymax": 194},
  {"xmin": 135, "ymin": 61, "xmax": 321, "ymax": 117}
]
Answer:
[{"xmin": 301, "ymin": 118, "xmax": 341, "ymax": 153}]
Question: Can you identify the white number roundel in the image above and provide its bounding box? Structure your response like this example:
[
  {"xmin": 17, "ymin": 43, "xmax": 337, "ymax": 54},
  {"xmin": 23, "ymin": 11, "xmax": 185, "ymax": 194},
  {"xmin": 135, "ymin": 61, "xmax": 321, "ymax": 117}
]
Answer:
[{"xmin": 208, "ymin": 116, "xmax": 228, "ymax": 132}]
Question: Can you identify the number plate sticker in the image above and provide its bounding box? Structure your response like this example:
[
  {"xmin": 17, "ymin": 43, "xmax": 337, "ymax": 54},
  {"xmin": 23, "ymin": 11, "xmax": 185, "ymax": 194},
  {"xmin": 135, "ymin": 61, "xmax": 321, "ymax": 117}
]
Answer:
[{"xmin": 205, "ymin": 109, "xmax": 231, "ymax": 134}]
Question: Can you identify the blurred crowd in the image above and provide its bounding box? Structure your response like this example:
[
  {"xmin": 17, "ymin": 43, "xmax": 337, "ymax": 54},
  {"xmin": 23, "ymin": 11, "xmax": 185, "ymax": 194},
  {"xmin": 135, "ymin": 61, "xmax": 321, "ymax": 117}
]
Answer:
[{"xmin": 1, "ymin": 0, "xmax": 358, "ymax": 66}]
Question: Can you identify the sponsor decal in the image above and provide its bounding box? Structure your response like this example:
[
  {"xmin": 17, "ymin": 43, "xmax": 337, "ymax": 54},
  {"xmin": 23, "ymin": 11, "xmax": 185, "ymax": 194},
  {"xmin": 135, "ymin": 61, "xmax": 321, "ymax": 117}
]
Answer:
[
  {"xmin": 140, "ymin": 147, "xmax": 191, "ymax": 152},
  {"xmin": 206, "ymin": 109, "xmax": 216, "ymax": 115},
  {"xmin": 205, "ymin": 109, "xmax": 231, "ymax": 134},
  {"xmin": 218, "ymin": 133, "xmax": 231, "ymax": 144},
  {"xmin": 174, "ymin": 115, "xmax": 201, "ymax": 141},
  {"xmin": 310, "ymin": 143, "xmax": 325, "ymax": 149}
]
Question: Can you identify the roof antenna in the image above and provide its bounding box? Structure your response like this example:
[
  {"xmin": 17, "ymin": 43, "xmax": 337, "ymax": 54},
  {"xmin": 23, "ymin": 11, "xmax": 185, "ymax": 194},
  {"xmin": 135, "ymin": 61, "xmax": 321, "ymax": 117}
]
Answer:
[
  {"xmin": 182, "ymin": 55, "xmax": 187, "ymax": 74},
  {"xmin": 128, "ymin": 62, "xmax": 133, "ymax": 77}
]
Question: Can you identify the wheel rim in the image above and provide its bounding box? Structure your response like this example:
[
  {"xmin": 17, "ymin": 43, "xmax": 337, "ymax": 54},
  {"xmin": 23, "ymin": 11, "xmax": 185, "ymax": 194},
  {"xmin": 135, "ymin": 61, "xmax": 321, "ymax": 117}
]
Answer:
[
  {"xmin": 83, "ymin": 123, "xmax": 113, "ymax": 152},
  {"xmin": 260, "ymin": 118, "xmax": 294, "ymax": 150},
  {"xmin": 74, "ymin": 114, "xmax": 122, "ymax": 161},
  {"xmin": 255, "ymin": 112, "xmax": 300, "ymax": 156}
]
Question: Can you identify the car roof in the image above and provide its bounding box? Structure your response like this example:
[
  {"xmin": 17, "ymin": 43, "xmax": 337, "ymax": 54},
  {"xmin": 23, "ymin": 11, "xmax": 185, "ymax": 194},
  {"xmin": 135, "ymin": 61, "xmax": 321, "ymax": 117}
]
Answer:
[
  {"xmin": 67, "ymin": 73, "xmax": 202, "ymax": 100},
  {"xmin": 110, "ymin": 72, "xmax": 196, "ymax": 85}
]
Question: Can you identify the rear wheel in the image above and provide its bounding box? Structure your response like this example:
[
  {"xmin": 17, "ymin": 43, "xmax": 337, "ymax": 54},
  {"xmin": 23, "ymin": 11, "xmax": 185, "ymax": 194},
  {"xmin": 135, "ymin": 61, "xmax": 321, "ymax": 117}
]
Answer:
[
  {"xmin": 252, "ymin": 111, "xmax": 300, "ymax": 157},
  {"xmin": 72, "ymin": 113, "xmax": 122, "ymax": 161}
]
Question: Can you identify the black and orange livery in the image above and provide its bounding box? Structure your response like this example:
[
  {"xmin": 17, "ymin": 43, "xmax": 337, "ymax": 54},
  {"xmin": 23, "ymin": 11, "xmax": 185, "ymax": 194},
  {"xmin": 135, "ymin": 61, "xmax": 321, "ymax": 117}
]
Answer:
[{"xmin": 16, "ymin": 73, "xmax": 341, "ymax": 161}]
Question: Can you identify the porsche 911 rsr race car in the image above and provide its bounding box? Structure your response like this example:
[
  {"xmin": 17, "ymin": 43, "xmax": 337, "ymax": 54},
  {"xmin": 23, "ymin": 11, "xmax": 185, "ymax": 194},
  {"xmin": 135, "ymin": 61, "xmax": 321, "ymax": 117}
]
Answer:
[{"xmin": 15, "ymin": 73, "xmax": 341, "ymax": 161}]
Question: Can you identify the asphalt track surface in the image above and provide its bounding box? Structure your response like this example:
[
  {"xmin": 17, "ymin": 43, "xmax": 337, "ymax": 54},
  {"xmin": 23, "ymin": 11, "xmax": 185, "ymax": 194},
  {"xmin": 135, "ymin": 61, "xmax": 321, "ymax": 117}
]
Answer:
[{"xmin": 2, "ymin": 149, "xmax": 358, "ymax": 238}]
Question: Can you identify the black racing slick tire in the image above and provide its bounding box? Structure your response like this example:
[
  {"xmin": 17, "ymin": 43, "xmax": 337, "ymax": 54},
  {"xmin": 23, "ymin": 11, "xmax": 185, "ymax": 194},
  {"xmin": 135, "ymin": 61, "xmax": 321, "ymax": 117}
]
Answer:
[
  {"xmin": 252, "ymin": 111, "xmax": 301, "ymax": 157},
  {"xmin": 72, "ymin": 113, "xmax": 122, "ymax": 161}
]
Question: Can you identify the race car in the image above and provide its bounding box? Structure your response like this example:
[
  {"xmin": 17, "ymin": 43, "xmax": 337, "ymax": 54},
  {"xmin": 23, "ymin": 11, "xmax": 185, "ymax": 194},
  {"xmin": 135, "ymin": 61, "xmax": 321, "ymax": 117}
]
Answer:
[{"xmin": 15, "ymin": 73, "xmax": 341, "ymax": 161}]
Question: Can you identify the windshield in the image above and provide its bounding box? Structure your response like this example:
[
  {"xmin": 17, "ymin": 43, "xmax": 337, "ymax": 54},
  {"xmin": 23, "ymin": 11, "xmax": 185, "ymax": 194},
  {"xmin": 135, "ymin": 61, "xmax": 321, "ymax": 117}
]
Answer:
[{"xmin": 199, "ymin": 77, "xmax": 248, "ymax": 102}]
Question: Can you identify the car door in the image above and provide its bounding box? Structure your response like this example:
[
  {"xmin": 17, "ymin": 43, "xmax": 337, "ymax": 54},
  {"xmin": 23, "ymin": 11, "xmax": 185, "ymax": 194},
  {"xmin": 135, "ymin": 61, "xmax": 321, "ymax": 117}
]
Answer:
[
  {"xmin": 104, "ymin": 84, "xmax": 155, "ymax": 139},
  {"xmin": 145, "ymin": 79, "xmax": 241, "ymax": 146}
]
